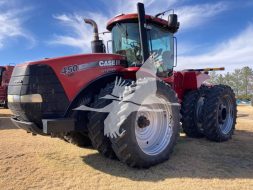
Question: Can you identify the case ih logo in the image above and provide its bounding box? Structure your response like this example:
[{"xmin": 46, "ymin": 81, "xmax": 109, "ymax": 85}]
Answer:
[
  {"xmin": 99, "ymin": 60, "xmax": 121, "ymax": 67},
  {"xmin": 61, "ymin": 60, "xmax": 121, "ymax": 75}
]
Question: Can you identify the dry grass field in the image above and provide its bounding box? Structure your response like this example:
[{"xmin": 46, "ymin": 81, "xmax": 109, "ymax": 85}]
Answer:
[
  {"xmin": 0, "ymin": 105, "xmax": 252, "ymax": 190},
  {"xmin": 0, "ymin": 109, "xmax": 12, "ymax": 117}
]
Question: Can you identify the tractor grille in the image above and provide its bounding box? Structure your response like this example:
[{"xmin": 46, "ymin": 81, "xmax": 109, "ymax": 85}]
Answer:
[{"xmin": 8, "ymin": 64, "xmax": 69, "ymax": 127}]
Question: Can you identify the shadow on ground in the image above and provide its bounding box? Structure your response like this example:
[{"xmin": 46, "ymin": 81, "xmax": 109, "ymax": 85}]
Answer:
[
  {"xmin": 0, "ymin": 117, "xmax": 17, "ymax": 130},
  {"xmin": 237, "ymin": 113, "xmax": 249, "ymax": 118},
  {"xmin": 82, "ymin": 130, "xmax": 253, "ymax": 181}
]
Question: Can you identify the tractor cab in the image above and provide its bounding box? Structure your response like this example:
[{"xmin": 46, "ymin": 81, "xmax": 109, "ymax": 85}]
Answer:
[
  {"xmin": 106, "ymin": 9, "xmax": 179, "ymax": 77},
  {"xmin": 85, "ymin": 3, "xmax": 179, "ymax": 77},
  {"xmin": 109, "ymin": 20, "xmax": 173, "ymax": 67}
]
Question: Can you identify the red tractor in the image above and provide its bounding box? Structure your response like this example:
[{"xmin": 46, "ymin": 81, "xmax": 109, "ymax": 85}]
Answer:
[
  {"xmin": 0, "ymin": 65, "xmax": 14, "ymax": 108},
  {"xmin": 8, "ymin": 3, "xmax": 236, "ymax": 168}
]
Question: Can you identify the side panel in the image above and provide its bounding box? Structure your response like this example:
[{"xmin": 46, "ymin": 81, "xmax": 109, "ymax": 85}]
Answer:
[
  {"xmin": 182, "ymin": 72, "xmax": 198, "ymax": 90},
  {"xmin": 196, "ymin": 73, "xmax": 210, "ymax": 88},
  {"xmin": 164, "ymin": 71, "xmax": 210, "ymax": 101}
]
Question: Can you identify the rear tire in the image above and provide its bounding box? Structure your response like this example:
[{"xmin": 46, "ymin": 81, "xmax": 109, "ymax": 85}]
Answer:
[
  {"xmin": 110, "ymin": 79, "xmax": 180, "ymax": 168},
  {"xmin": 181, "ymin": 87, "xmax": 209, "ymax": 138},
  {"xmin": 203, "ymin": 85, "xmax": 237, "ymax": 142}
]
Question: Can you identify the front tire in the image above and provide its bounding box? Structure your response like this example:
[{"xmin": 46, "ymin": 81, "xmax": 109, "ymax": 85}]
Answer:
[
  {"xmin": 63, "ymin": 132, "xmax": 92, "ymax": 147},
  {"xmin": 110, "ymin": 79, "xmax": 180, "ymax": 168},
  {"xmin": 87, "ymin": 82, "xmax": 118, "ymax": 159},
  {"xmin": 63, "ymin": 94, "xmax": 92, "ymax": 147}
]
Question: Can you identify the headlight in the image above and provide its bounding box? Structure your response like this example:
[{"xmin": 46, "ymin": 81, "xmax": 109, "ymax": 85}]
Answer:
[{"xmin": 8, "ymin": 94, "xmax": 43, "ymax": 103}]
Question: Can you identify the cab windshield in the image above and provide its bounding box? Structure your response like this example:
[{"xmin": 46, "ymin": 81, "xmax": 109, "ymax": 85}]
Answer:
[{"xmin": 112, "ymin": 23, "xmax": 174, "ymax": 73}]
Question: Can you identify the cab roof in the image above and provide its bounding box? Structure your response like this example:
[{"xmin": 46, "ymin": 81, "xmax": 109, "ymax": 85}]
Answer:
[{"xmin": 106, "ymin": 13, "xmax": 170, "ymax": 31}]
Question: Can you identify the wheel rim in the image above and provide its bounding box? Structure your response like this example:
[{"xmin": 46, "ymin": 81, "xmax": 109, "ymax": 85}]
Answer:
[
  {"xmin": 218, "ymin": 95, "xmax": 234, "ymax": 135},
  {"xmin": 195, "ymin": 96, "xmax": 205, "ymax": 131},
  {"xmin": 135, "ymin": 95, "xmax": 173, "ymax": 156}
]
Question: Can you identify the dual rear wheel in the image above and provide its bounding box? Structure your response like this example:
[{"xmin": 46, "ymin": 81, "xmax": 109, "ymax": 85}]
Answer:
[{"xmin": 181, "ymin": 85, "xmax": 237, "ymax": 141}]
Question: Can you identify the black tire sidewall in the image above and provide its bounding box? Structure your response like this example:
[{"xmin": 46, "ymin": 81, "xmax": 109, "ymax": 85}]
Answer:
[
  {"xmin": 203, "ymin": 85, "xmax": 237, "ymax": 141},
  {"xmin": 213, "ymin": 88, "xmax": 236, "ymax": 139}
]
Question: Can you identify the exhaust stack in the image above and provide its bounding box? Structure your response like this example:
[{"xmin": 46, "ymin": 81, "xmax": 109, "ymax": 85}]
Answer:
[
  {"xmin": 84, "ymin": 18, "xmax": 105, "ymax": 53},
  {"xmin": 137, "ymin": 3, "xmax": 149, "ymax": 62}
]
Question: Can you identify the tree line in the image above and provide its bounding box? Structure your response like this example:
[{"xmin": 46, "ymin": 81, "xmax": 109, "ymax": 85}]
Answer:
[{"xmin": 209, "ymin": 66, "xmax": 253, "ymax": 100}]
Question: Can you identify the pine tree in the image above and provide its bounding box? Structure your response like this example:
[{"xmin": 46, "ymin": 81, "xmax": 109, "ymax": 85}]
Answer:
[{"xmin": 241, "ymin": 66, "xmax": 253, "ymax": 96}]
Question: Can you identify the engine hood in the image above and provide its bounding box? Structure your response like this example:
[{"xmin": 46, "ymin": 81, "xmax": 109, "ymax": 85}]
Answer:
[
  {"xmin": 18, "ymin": 53, "xmax": 126, "ymax": 67},
  {"xmin": 12, "ymin": 53, "xmax": 128, "ymax": 101}
]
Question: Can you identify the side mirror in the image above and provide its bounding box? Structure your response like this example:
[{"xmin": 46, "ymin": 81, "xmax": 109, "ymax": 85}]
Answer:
[{"xmin": 168, "ymin": 14, "xmax": 179, "ymax": 32}]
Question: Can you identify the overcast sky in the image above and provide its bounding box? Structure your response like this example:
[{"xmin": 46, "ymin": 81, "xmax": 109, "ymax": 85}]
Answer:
[{"xmin": 0, "ymin": 0, "xmax": 253, "ymax": 72}]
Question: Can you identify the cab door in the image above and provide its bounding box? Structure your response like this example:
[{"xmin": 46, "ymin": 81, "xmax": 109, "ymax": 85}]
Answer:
[{"xmin": 147, "ymin": 25, "xmax": 174, "ymax": 77}]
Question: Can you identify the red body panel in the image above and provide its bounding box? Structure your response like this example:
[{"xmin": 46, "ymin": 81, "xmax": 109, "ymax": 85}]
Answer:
[
  {"xmin": 119, "ymin": 68, "xmax": 210, "ymax": 102},
  {"xmin": 163, "ymin": 71, "xmax": 210, "ymax": 102},
  {"xmin": 0, "ymin": 66, "xmax": 14, "ymax": 104},
  {"xmin": 16, "ymin": 53, "xmax": 210, "ymax": 104},
  {"xmin": 18, "ymin": 54, "xmax": 127, "ymax": 101}
]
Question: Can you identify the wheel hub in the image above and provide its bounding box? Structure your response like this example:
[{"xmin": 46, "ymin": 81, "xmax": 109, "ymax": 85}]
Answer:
[
  {"xmin": 218, "ymin": 104, "xmax": 227, "ymax": 124},
  {"xmin": 137, "ymin": 115, "xmax": 150, "ymax": 128},
  {"xmin": 195, "ymin": 96, "xmax": 205, "ymax": 131},
  {"xmin": 218, "ymin": 97, "xmax": 234, "ymax": 135},
  {"xmin": 221, "ymin": 107, "xmax": 227, "ymax": 121},
  {"xmin": 134, "ymin": 95, "xmax": 173, "ymax": 156}
]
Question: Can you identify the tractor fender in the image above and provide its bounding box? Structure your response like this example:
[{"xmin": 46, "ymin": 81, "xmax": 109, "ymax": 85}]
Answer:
[
  {"xmin": 172, "ymin": 71, "xmax": 210, "ymax": 101},
  {"xmin": 64, "ymin": 72, "xmax": 124, "ymax": 116},
  {"xmin": 179, "ymin": 71, "xmax": 210, "ymax": 90}
]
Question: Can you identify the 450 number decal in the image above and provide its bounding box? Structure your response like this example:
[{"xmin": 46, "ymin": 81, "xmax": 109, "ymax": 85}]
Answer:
[
  {"xmin": 61, "ymin": 65, "xmax": 79, "ymax": 75},
  {"xmin": 61, "ymin": 60, "xmax": 123, "ymax": 76}
]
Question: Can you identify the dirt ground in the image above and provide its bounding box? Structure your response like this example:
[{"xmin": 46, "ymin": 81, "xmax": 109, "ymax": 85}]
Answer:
[
  {"xmin": 0, "ymin": 105, "xmax": 253, "ymax": 190},
  {"xmin": 0, "ymin": 109, "xmax": 11, "ymax": 117}
]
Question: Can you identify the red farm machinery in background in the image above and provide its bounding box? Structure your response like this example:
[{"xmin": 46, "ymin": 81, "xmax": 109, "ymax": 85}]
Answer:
[{"xmin": 0, "ymin": 66, "xmax": 14, "ymax": 108}]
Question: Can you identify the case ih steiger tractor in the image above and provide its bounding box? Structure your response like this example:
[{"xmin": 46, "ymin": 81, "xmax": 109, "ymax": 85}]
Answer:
[
  {"xmin": 8, "ymin": 3, "xmax": 237, "ymax": 168},
  {"xmin": 0, "ymin": 65, "xmax": 14, "ymax": 108}
]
